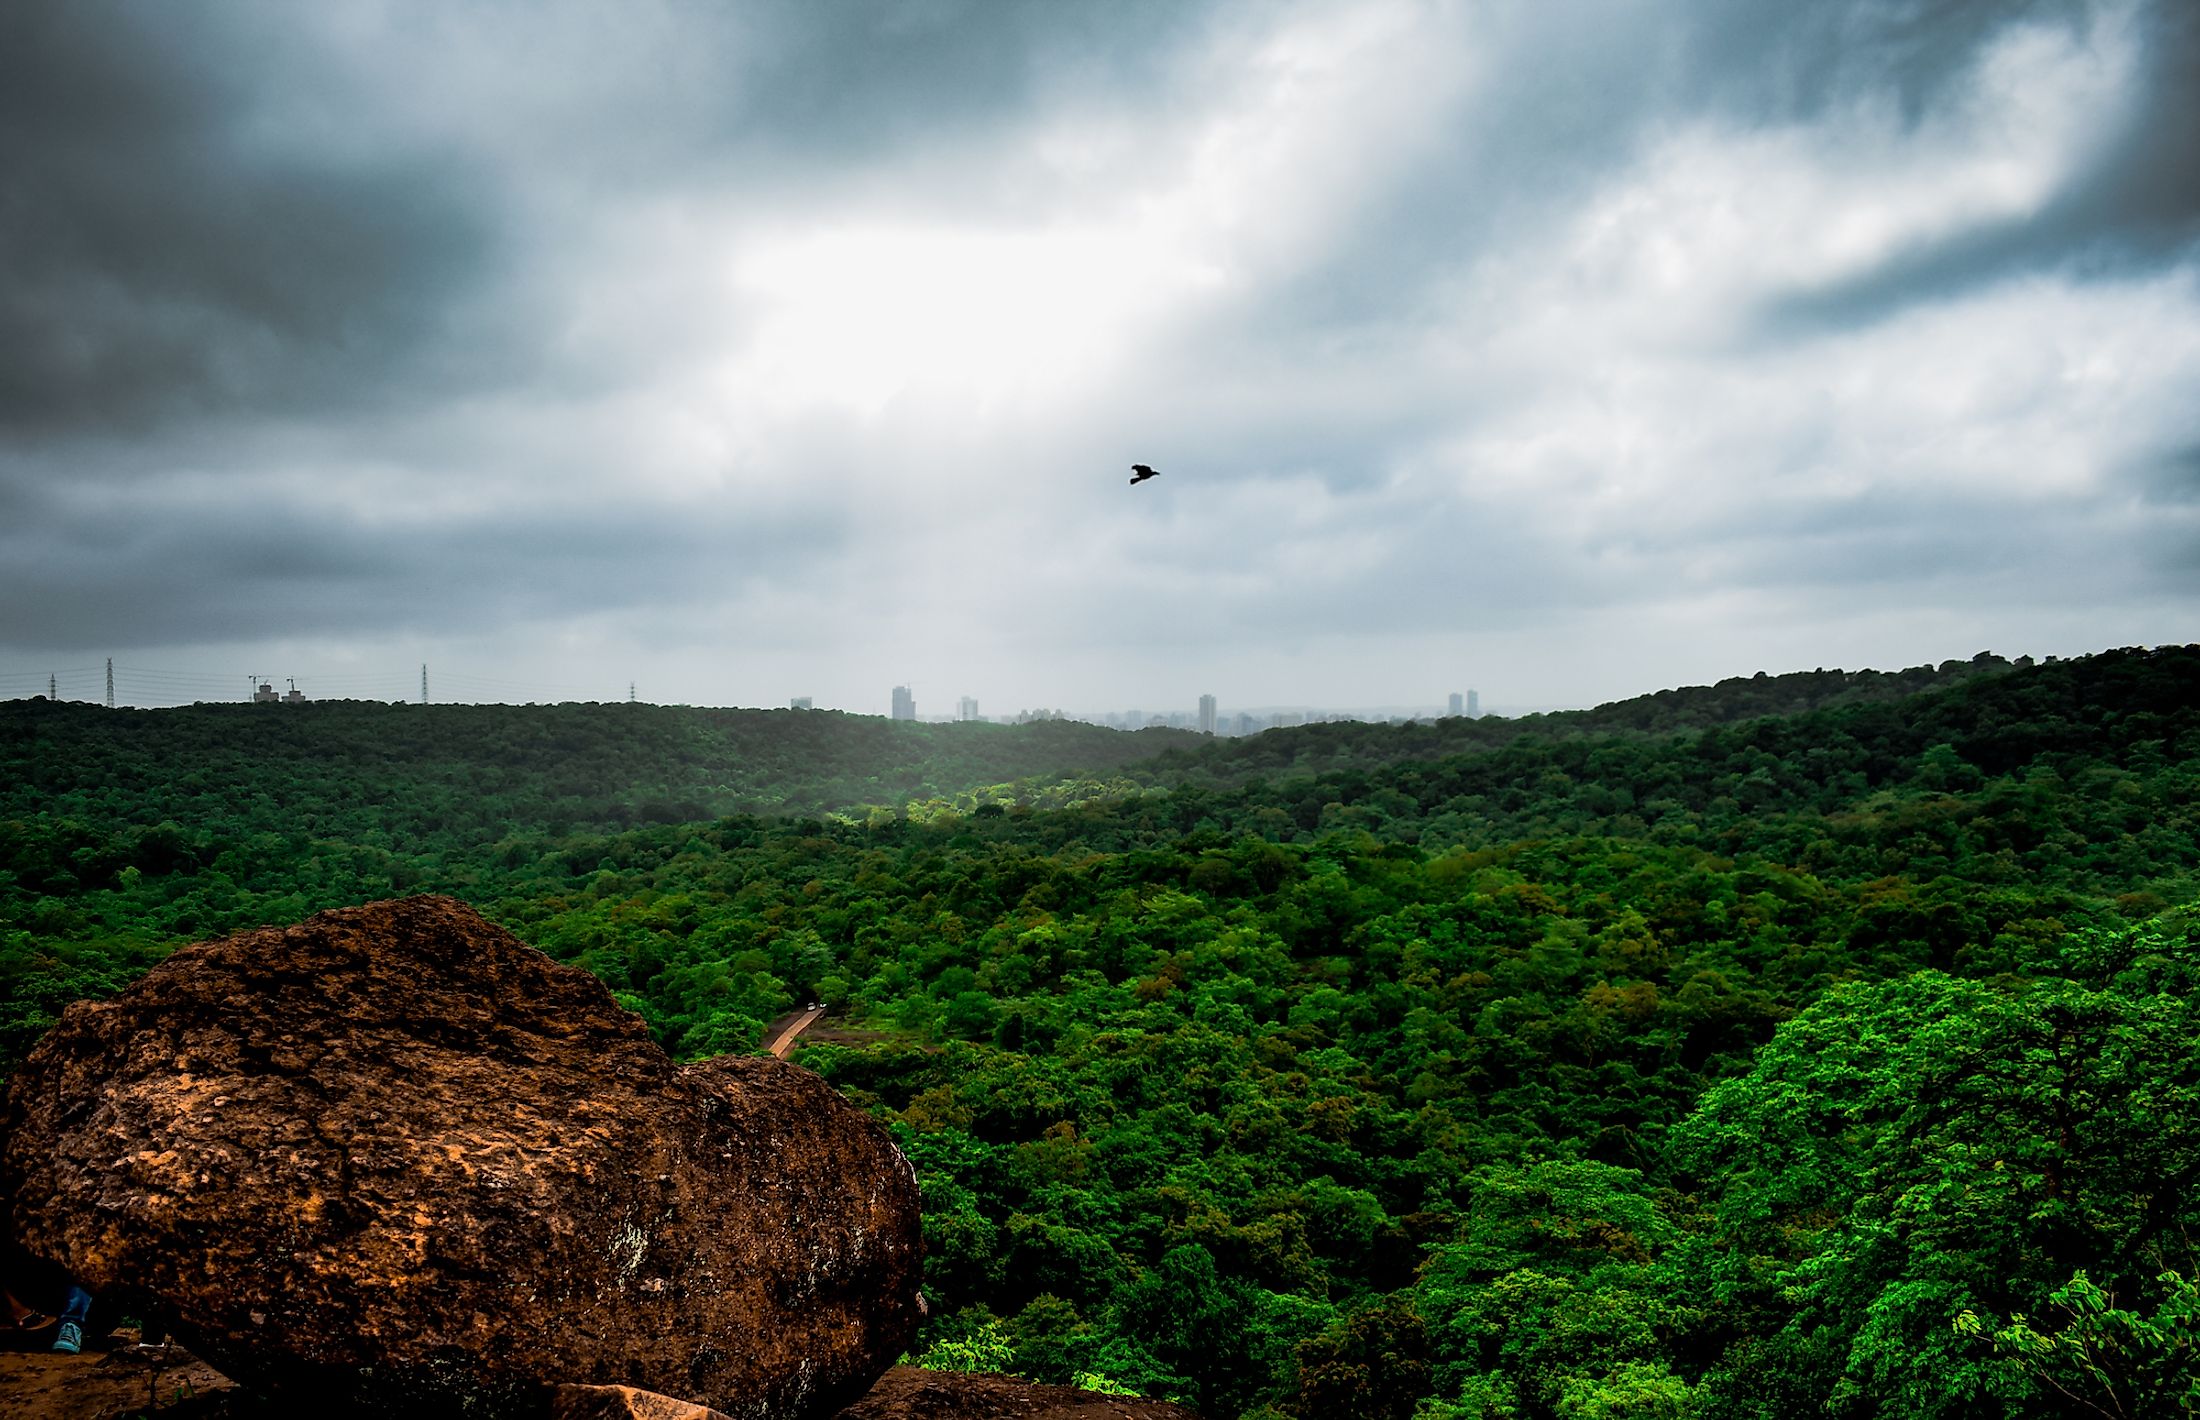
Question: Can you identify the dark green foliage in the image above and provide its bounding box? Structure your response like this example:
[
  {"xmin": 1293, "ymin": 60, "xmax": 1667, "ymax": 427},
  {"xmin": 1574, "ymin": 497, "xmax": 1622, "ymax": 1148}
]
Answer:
[
  {"xmin": 1675, "ymin": 926, "xmax": 2200, "ymax": 1418},
  {"xmin": 1, "ymin": 697, "xmax": 1194, "ymax": 843},
  {"xmin": 1122, "ymin": 652, "xmax": 2025, "ymax": 792},
  {"xmin": 4, "ymin": 646, "xmax": 2198, "ymax": 1418},
  {"xmin": 1293, "ymin": 1296, "xmax": 1433, "ymax": 1420}
]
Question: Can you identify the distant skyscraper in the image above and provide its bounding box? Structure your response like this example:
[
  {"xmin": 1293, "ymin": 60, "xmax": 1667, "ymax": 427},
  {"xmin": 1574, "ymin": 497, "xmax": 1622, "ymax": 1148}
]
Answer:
[
  {"xmin": 1467, "ymin": 689, "xmax": 1480, "ymax": 717},
  {"xmin": 958, "ymin": 695, "xmax": 979, "ymax": 721},
  {"xmin": 789, "ymin": 696, "xmax": 813, "ymax": 710},
  {"xmin": 1448, "ymin": 692, "xmax": 1463, "ymax": 717},
  {"xmin": 1198, "ymin": 693, "xmax": 1217, "ymax": 735},
  {"xmin": 891, "ymin": 685, "xmax": 916, "ymax": 721}
]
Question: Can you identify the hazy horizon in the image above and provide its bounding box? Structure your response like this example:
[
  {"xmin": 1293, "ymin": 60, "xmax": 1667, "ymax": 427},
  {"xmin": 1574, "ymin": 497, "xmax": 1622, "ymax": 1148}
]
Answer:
[
  {"xmin": 5, "ymin": 2, "xmax": 2195, "ymax": 714},
  {"xmin": 4, "ymin": 643, "xmax": 2106, "ymax": 722}
]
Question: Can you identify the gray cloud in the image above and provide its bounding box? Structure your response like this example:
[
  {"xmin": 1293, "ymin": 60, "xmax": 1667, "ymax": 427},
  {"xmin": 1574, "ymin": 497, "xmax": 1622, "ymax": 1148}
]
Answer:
[
  {"xmin": 0, "ymin": 6, "xmax": 505, "ymax": 432},
  {"xmin": 2139, "ymin": 446, "xmax": 2200, "ymax": 506},
  {"xmin": 1207, "ymin": 0, "xmax": 2152, "ymax": 353},
  {"xmin": 1678, "ymin": 0, "xmax": 2081, "ymax": 122},
  {"xmin": 2, "ymin": 0, "xmax": 2194, "ymax": 711},
  {"xmin": 1760, "ymin": 2, "xmax": 2200, "ymax": 332},
  {"xmin": 0, "ymin": 483, "xmax": 846, "ymax": 651},
  {"xmin": 719, "ymin": 2, "xmax": 1210, "ymax": 164}
]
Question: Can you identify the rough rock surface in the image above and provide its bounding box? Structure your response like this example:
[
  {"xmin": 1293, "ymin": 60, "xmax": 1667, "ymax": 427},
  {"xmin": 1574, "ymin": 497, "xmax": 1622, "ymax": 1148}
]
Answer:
[
  {"xmin": 0, "ymin": 1358, "xmax": 1198, "ymax": 1420},
  {"xmin": 555, "ymin": 1382, "xmax": 738, "ymax": 1420},
  {"xmin": 832, "ymin": 1368, "xmax": 1200, "ymax": 1419},
  {"xmin": 0, "ymin": 896, "xmax": 923, "ymax": 1419},
  {"xmin": 0, "ymin": 1336, "xmax": 241, "ymax": 1420}
]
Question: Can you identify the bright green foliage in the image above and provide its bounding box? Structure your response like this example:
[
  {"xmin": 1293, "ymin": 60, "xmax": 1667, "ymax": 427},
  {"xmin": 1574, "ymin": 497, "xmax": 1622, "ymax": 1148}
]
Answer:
[
  {"xmin": 1554, "ymin": 1362, "xmax": 1702, "ymax": 1420},
  {"xmin": 5, "ymin": 647, "xmax": 2199, "ymax": 1419},
  {"xmin": 1071, "ymin": 1370, "xmax": 1142, "ymax": 1396},
  {"xmin": 1677, "ymin": 925, "xmax": 2200, "ymax": 1418},
  {"xmin": 1415, "ymin": 1160, "xmax": 1699, "ymax": 1417},
  {"xmin": 914, "ymin": 1314, "xmax": 1017, "ymax": 1373},
  {"xmin": 1956, "ymin": 1269, "xmax": 2200, "ymax": 1419}
]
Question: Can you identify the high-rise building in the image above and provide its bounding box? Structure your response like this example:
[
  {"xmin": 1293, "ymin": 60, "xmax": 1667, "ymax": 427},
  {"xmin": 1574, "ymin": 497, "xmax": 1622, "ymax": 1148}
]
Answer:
[
  {"xmin": 789, "ymin": 696, "xmax": 813, "ymax": 710},
  {"xmin": 958, "ymin": 695, "xmax": 979, "ymax": 721},
  {"xmin": 1448, "ymin": 692, "xmax": 1463, "ymax": 716},
  {"xmin": 891, "ymin": 685, "xmax": 916, "ymax": 721},
  {"xmin": 1467, "ymin": 689, "xmax": 1480, "ymax": 717},
  {"xmin": 1198, "ymin": 693, "xmax": 1217, "ymax": 735}
]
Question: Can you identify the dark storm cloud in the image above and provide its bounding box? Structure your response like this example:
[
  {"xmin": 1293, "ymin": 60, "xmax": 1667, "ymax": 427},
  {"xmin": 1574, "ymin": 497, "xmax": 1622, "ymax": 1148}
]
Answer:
[
  {"xmin": 0, "ymin": 479, "xmax": 846, "ymax": 650},
  {"xmin": 2, "ymin": 0, "xmax": 2122, "ymax": 443},
  {"xmin": 0, "ymin": 0, "xmax": 1211, "ymax": 435},
  {"xmin": 716, "ymin": 1, "xmax": 1209, "ymax": 165},
  {"xmin": 2123, "ymin": 446, "xmax": 2200, "ymax": 587},
  {"xmin": 1195, "ymin": 0, "xmax": 2196, "ymax": 415},
  {"xmin": 1762, "ymin": 2, "xmax": 2200, "ymax": 332},
  {"xmin": 2, "ymin": 0, "xmax": 2192, "ymax": 701},
  {"xmin": 1676, "ymin": 0, "xmax": 2080, "ymax": 122},
  {"xmin": 0, "ymin": 6, "xmax": 503, "ymax": 432},
  {"xmin": 1214, "ymin": 0, "xmax": 2143, "ymax": 350},
  {"xmin": 2139, "ymin": 446, "xmax": 2200, "ymax": 506}
]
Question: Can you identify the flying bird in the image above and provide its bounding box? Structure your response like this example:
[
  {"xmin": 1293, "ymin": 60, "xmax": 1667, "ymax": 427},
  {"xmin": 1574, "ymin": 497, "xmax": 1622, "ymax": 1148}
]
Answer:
[{"xmin": 1130, "ymin": 464, "xmax": 1160, "ymax": 485}]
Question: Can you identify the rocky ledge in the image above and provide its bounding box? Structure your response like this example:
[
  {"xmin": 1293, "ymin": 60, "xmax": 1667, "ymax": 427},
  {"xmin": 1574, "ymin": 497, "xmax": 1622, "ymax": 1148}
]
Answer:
[
  {"xmin": 0, "ymin": 1348, "xmax": 1202, "ymax": 1420},
  {"xmin": 1, "ymin": 896, "xmax": 924, "ymax": 1418}
]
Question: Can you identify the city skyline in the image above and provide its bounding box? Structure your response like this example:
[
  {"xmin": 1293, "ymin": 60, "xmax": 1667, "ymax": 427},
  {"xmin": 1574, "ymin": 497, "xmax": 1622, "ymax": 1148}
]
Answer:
[{"xmin": 8, "ymin": 655, "xmax": 1509, "ymax": 725}]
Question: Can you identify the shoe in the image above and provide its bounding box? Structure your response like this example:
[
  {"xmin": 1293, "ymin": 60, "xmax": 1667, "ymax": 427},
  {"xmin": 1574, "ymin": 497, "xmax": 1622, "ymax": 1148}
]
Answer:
[
  {"xmin": 11, "ymin": 1310, "xmax": 56, "ymax": 1332},
  {"xmin": 52, "ymin": 1321, "xmax": 82, "ymax": 1354}
]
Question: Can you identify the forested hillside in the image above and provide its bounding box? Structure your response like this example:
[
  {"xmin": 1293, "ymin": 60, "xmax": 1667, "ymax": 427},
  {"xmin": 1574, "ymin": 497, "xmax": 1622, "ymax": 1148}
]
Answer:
[
  {"xmin": 2, "ymin": 697, "xmax": 1193, "ymax": 845},
  {"xmin": 4, "ymin": 646, "xmax": 2197, "ymax": 1419},
  {"xmin": 1112, "ymin": 652, "xmax": 2025, "ymax": 791}
]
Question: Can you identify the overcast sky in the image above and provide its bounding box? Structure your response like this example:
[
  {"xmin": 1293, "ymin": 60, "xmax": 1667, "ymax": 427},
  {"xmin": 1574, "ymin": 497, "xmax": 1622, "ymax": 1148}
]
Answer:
[{"xmin": 3, "ymin": 0, "xmax": 2195, "ymax": 715}]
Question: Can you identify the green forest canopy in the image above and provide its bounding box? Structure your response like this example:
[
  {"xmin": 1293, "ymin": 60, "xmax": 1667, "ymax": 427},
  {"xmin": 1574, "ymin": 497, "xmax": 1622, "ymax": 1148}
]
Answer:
[{"xmin": 4, "ymin": 645, "xmax": 2197, "ymax": 1418}]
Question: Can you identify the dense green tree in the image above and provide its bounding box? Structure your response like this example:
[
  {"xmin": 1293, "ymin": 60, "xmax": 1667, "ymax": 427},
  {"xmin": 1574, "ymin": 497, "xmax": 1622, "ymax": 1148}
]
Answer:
[
  {"xmin": 1677, "ymin": 925, "xmax": 2200, "ymax": 1418},
  {"xmin": 1290, "ymin": 1295, "xmax": 1432, "ymax": 1420}
]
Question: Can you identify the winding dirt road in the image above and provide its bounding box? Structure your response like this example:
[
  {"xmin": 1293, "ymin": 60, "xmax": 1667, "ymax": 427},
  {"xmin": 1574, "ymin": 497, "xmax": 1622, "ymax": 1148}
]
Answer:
[{"xmin": 762, "ymin": 1005, "xmax": 827, "ymax": 1058}]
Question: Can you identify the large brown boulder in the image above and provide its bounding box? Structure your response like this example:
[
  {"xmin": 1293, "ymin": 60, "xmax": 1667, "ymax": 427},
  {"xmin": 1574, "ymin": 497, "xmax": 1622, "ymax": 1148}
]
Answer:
[{"xmin": 0, "ymin": 896, "xmax": 923, "ymax": 1418}]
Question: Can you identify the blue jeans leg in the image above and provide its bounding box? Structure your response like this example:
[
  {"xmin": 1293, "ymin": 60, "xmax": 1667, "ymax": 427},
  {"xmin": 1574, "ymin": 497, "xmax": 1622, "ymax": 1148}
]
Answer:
[{"xmin": 52, "ymin": 1286, "xmax": 92, "ymax": 1354}]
